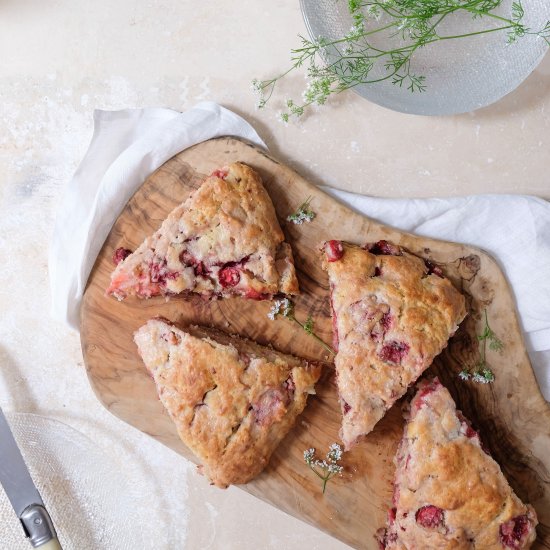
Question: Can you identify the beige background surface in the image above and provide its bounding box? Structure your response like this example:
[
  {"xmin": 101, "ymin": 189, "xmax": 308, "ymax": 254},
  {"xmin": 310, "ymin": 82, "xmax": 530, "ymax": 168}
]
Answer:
[{"xmin": 1, "ymin": 1, "xmax": 549, "ymax": 549}]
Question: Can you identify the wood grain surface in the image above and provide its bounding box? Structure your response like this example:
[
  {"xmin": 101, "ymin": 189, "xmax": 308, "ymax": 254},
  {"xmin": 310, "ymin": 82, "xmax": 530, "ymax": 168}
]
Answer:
[{"xmin": 81, "ymin": 137, "xmax": 550, "ymax": 549}]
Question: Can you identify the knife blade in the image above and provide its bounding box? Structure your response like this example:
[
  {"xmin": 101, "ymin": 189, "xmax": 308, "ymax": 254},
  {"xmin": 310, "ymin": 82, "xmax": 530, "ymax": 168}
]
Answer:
[{"xmin": 0, "ymin": 407, "xmax": 62, "ymax": 549}]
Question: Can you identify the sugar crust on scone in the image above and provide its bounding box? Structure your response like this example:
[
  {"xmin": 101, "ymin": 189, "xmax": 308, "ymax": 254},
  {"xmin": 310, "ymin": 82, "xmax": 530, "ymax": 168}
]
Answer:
[
  {"xmin": 379, "ymin": 378, "xmax": 538, "ymax": 550},
  {"xmin": 108, "ymin": 162, "xmax": 299, "ymax": 300},
  {"xmin": 321, "ymin": 240, "xmax": 467, "ymax": 449},
  {"xmin": 134, "ymin": 318, "xmax": 322, "ymax": 488}
]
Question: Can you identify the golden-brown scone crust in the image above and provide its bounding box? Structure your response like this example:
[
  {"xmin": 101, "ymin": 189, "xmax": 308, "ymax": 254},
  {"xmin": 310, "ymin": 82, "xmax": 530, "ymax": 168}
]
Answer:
[
  {"xmin": 108, "ymin": 162, "xmax": 299, "ymax": 300},
  {"xmin": 134, "ymin": 318, "xmax": 322, "ymax": 488},
  {"xmin": 380, "ymin": 378, "xmax": 538, "ymax": 550},
  {"xmin": 321, "ymin": 240, "xmax": 467, "ymax": 449}
]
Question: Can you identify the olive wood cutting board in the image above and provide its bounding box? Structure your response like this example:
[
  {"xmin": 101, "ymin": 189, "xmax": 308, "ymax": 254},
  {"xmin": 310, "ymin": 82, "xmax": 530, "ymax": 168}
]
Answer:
[{"xmin": 81, "ymin": 137, "xmax": 550, "ymax": 549}]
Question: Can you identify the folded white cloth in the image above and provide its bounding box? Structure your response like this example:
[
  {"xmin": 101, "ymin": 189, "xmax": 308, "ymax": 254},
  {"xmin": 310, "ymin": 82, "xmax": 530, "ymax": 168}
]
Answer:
[
  {"xmin": 48, "ymin": 102, "xmax": 550, "ymax": 400},
  {"xmin": 48, "ymin": 103, "xmax": 264, "ymax": 328}
]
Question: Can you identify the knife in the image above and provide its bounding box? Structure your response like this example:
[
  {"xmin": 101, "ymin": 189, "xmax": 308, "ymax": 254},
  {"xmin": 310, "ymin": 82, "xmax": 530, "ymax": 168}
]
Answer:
[{"xmin": 0, "ymin": 407, "xmax": 62, "ymax": 549}]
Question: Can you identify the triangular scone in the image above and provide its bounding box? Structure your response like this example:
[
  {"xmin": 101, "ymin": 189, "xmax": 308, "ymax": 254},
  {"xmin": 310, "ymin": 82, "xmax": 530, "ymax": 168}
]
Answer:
[
  {"xmin": 379, "ymin": 378, "xmax": 538, "ymax": 549},
  {"xmin": 321, "ymin": 240, "xmax": 467, "ymax": 449},
  {"xmin": 108, "ymin": 162, "xmax": 298, "ymax": 300},
  {"xmin": 134, "ymin": 318, "xmax": 322, "ymax": 488}
]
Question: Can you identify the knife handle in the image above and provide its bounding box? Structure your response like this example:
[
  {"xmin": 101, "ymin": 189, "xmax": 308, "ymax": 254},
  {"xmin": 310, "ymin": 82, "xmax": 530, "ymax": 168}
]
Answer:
[
  {"xmin": 20, "ymin": 504, "xmax": 62, "ymax": 549},
  {"xmin": 35, "ymin": 538, "xmax": 62, "ymax": 550}
]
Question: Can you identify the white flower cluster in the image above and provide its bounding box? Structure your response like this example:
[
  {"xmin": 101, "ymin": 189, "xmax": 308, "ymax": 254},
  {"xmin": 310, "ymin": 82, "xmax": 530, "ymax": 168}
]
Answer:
[
  {"xmin": 287, "ymin": 209, "xmax": 315, "ymax": 225},
  {"xmin": 251, "ymin": 78, "xmax": 267, "ymax": 109},
  {"xmin": 287, "ymin": 197, "xmax": 316, "ymax": 225},
  {"xmin": 344, "ymin": 21, "xmax": 365, "ymax": 41},
  {"xmin": 459, "ymin": 368, "xmax": 495, "ymax": 384},
  {"xmin": 327, "ymin": 442, "xmax": 343, "ymax": 462},
  {"xmin": 472, "ymin": 369, "xmax": 495, "ymax": 384},
  {"xmin": 303, "ymin": 443, "xmax": 344, "ymax": 475},
  {"xmin": 267, "ymin": 298, "xmax": 294, "ymax": 320},
  {"xmin": 327, "ymin": 462, "xmax": 344, "ymax": 475},
  {"xmin": 303, "ymin": 448, "xmax": 315, "ymax": 465}
]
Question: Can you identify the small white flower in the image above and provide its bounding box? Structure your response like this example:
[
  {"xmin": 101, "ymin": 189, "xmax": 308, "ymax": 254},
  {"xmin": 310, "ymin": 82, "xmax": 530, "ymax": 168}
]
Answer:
[
  {"xmin": 280, "ymin": 298, "xmax": 293, "ymax": 317},
  {"xmin": 304, "ymin": 442, "xmax": 344, "ymax": 494},
  {"xmin": 365, "ymin": 5, "xmax": 381, "ymax": 20},
  {"xmin": 287, "ymin": 198, "xmax": 316, "ymax": 225},
  {"xmin": 327, "ymin": 442, "xmax": 343, "ymax": 462},
  {"xmin": 268, "ymin": 299, "xmax": 283, "ymax": 320},
  {"xmin": 472, "ymin": 373, "xmax": 490, "ymax": 384},
  {"xmin": 276, "ymin": 110, "xmax": 290, "ymax": 125},
  {"xmin": 268, "ymin": 298, "xmax": 294, "ymax": 319},
  {"xmin": 304, "ymin": 448, "xmax": 315, "ymax": 465},
  {"xmin": 345, "ymin": 22, "xmax": 365, "ymax": 41},
  {"xmin": 472, "ymin": 369, "xmax": 494, "ymax": 384}
]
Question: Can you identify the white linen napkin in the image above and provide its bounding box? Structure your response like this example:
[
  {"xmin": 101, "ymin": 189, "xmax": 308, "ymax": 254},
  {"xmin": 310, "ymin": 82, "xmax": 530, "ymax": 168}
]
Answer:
[{"xmin": 48, "ymin": 101, "xmax": 550, "ymax": 400}]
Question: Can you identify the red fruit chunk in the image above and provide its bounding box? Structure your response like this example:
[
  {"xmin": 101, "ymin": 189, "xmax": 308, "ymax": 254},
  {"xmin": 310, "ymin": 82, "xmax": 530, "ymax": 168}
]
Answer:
[
  {"xmin": 244, "ymin": 288, "xmax": 269, "ymax": 300},
  {"xmin": 456, "ymin": 410, "xmax": 478, "ymax": 439},
  {"xmin": 112, "ymin": 247, "xmax": 132, "ymax": 265},
  {"xmin": 149, "ymin": 260, "xmax": 165, "ymax": 283},
  {"xmin": 455, "ymin": 410, "xmax": 492, "ymax": 454},
  {"xmin": 425, "ymin": 259, "xmax": 444, "ymax": 278},
  {"xmin": 343, "ymin": 401, "xmax": 352, "ymax": 414},
  {"xmin": 211, "ymin": 169, "xmax": 228, "ymax": 179},
  {"xmin": 379, "ymin": 341, "xmax": 409, "ymax": 364},
  {"xmin": 253, "ymin": 388, "xmax": 287, "ymax": 426},
  {"xmin": 180, "ymin": 250, "xmax": 208, "ymax": 277},
  {"xmin": 413, "ymin": 378, "xmax": 442, "ymax": 411},
  {"xmin": 149, "ymin": 259, "xmax": 179, "ymax": 285},
  {"xmin": 392, "ymin": 484, "xmax": 400, "ymax": 507},
  {"xmin": 464, "ymin": 424, "xmax": 477, "ymax": 438},
  {"xmin": 380, "ymin": 311, "xmax": 393, "ymax": 332},
  {"xmin": 194, "ymin": 262, "xmax": 208, "ymax": 276},
  {"xmin": 367, "ymin": 240, "xmax": 402, "ymax": 256},
  {"xmin": 283, "ymin": 375, "xmax": 295, "ymax": 396},
  {"xmin": 218, "ymin": 266, "xmax": 240, "ymax": 288},
  {"xmin": 499, "ymin": 515, "xmax": 531, "ymax": 549},
  {"xmin": 325, "ymin": 240, "xmax": 344, "ymax": 262},
  {"xmin": 388, "ymin": 507, "xmax": 396, "ymax": 524},
  {"xmin": 415, "ymin": 505, "xmax": 444, "ymax": 529},
  {"xmin": 179, "ymin": 250, "xmax": 193, "ymax": 265},
  {"xmin": 373, "ymin": 266, "xmax": 382, "ymax": 277}
]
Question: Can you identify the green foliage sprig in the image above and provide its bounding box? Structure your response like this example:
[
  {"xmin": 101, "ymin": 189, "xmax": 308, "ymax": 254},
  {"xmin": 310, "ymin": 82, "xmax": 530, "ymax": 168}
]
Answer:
[
  {"xmin": 459, "ymin": 309, "xmax": 503, "ymax": 384},
  {"xmin": 304, "ymin": 444, "xmax": 344, "ymax": 494},
  {"xmin": 252, "ymin": 0, "xmax": 550, "ymax": 120},
  {"xmin": 287, "ymin": 197, "xmax": 316, "ymax": 225},
  {"xmin": 268, "ymin": 298, "xmax": 334, "ymax": 355}
]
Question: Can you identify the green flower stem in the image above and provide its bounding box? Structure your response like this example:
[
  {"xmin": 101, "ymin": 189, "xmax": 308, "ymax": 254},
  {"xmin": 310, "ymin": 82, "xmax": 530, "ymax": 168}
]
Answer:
[
  {"xmin": 293, "ymin": 318, "xmax": 335, "ymax": 356},
  {"xmin": 437, "ymin": 25, "xmax": 515, "ymax": 41},
  {"xmin": 309, "ymin": 467, "xmax": 334, "ymax": 494}
]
